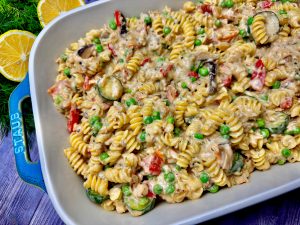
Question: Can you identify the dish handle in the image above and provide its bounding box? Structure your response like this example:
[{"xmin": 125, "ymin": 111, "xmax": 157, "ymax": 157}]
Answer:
[{"xmin": 9, "ymin": 74, "xmax": 47, "ymax": 192}]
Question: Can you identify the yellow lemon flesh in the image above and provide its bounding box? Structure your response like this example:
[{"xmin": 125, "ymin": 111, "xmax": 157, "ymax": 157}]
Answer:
[
  {"xmin": 37, "ymin": 0, "xmax": 85, "ymax": 27},
  {"xmin": 0, "ymin": 30, "xmax": 36, "ymax": 82}
]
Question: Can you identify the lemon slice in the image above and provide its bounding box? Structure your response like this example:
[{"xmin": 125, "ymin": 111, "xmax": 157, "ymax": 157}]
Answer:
[
  {"xmin": 37, "ymin": 0, "xmax": 85, "ymax": 27},
  {"xmin": 0, "ymin": 30, "xmax": 36, "ymax": 82}
]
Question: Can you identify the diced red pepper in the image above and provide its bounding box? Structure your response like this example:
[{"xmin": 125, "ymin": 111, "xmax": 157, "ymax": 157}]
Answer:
[
  {"xmin": 67, "ymin": 107, "xmax": 81, "ymax": 133},
  {"xmin": 83, "ymin": 76, "xmax": 91, "ymax": 91},
  {"xmin": 147, "ymin": 191, "xmax": 155, "ymax": 198},
  {"xmin": 108, "ymin": 44, "xmax": 117, "ymax": 57},
  {"xmin": 114, "ymin": 10, "xmax": 121, "ymax": 27},
  {"xmin": 280, "ymin": 97, "xmax": 293, "ymax": 109},
  {"xmin": 200, "ymin": 4, "xmax": 212, "ymax": 14},
  {"xmin": 160, "ymin": 64, "xmax": 174, "ymax": 77},
  {"xmin": 262, "ymin": 1, "xmax": 273, "ymax": 9},
  {"xmin": 141, "ymin": 58, "xmax": 151, "ymax": 66},
  {"xmin": 149, "ymin": 153, "xmax": 164, "ymax": 175},
  {"xmin": 223, "ymin": 76, "xmax": 232, "ymax": 87},
  {"xmin": 251, "ymin": 59, "xmax": 266, "ymax": 91},
  {"xmin": 188, "ymin": 71, "xmax": 199, "ymax": 79}
]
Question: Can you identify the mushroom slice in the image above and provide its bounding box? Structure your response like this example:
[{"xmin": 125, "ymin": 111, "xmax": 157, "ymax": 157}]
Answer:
[
  {"xmin": 97, "ymin": 76, "xmax": 124, "ymax": 101},
  {"xmin": 77, "ymin": 44, "xmax": 94, "ymax": 59}
]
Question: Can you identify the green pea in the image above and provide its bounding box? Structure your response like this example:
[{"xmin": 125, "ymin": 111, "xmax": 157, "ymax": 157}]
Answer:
[
  {"xmin": 125, "ymin": 88, "xmax": 132, "ymax": 93},
  {"xmin": 93, "ymin": 120, "xmax": 103, "ymax": 131},
  {"xmin": 293, "ymin": 127, "xmax": 300, "ymax": 135},
  {"xmin": 220, "ymin": 124, "xmax": 230, "ymax": 135},
  {"xmin": 89, "ymin": 116, "xmax": 100, "ymax": 125},
  {"xmin": 200, "ymin": 172, "xmax": 209, "ymax": 183},
  {"xmin": 272, "ymin": 0, "xmax": 277, "ymax": 2},
  {"xmin": 197, "ymin": 27, "xmax": 205, "ymax": 35},
  {"xmin": 144, "ymin": 116, "xmax": 153, "ymax": 124},
  {"xmin": 194, "ymin": 39, "xmax": 202, "ymax": 46},
  {"xmin": 215, "ymin": 20, "xmax": 222, "ymax": 27},
  {"xmin": 256, "ymin": 119, "xmax": 265, "ymax": 128},
  {"xmin": 165, "ymin": 184, "xmax": 175, "ymax": 194},
  {"xmin": 175, "ymin": 165, "xmax": 181, "ymax": 171},
  {"xmin": 282, "ymin": 148, "xmax": 291, "ymax": 158},
  {"xmin": 279, "ymin": 9, "xmax": 287, "ymax": 15},
  {"xmin": 163, "ymin": 27, "xmax": 171, "ymax": 35},
  {"xmin": 95, "ymin": 44, "xmax": 104, "ymax": 53},
  {"xmin": 239, "ymin": 29, "xmax": 247, "ymax": 38},
  {"xmin": 277, "ymin": 159, "xmax": 286, "ymax": 165},
  {"xmin": 122, "ymin": 185, "xmax": 131, "ymax": 196},
  {"xmin": 156, "ymin": 57, "xmax": 165, "ymax": 62},
  {"xmin": 225, "ymin": 0, "xmax": 234, "ymax": 8},
  {"xmin": 209, "ymin": 184, "xmax": 219, "ymax": 193},
  {"xmin": 194, "ymin": 133, "xmax": 204, "ymax": 140},
  {"xmin": 144, "ymin": 16, "xmax": 152, "ymax": 25},
  {"xmin": 100, "ymin": 152, "xmax": 109, "ymax": 161},
  {"xmin": 272, "ymin": 81, "xmax": 281, "ymax": 89},
  {"xmin": 125, "ymin": 98, "xmax": 137, "ymax": 107},
  {"xmin": 92, "ymin": 38, "xmax": 101, "ymax": 44},
  {"xmin": 247, "ymin": 17, "xmax": 254, "ymax": 25},
  {"xmin": 190, "ymin": 77, "xmax": 197, "ymax": 83},
  {"xmin": 260, "ymin": 128, "xmax": 270, "ymax": 138},
  {"xmin": 181, "ymin": 82, "xmax": 188, "ymax": 89},
  {"xmin": 222, "ymin": 134, "xmax": 230, "ymax": 139},
  {"xmin": 60, "ymin": 53, "xmax": 68, "ymax": 62},
  {"xmin": 198, "ymin": 67, "xmax": 209, "ymax": 77},
  {"xmin": 174, "ymin": 127, "xmax": 181, "ymax": 137},
  {"xmin": 118, "ymin": 58, "xmax": 125, "ymax": 63},
  {"xmin": 153, "ymin": 184, "xmax": 163, "ymax": 195},
  {"xmin": 164, "ymin": 172, "xmax": 175, "ymax": 183},
  {"xmin": 109, "ymin": 20, "xmax": 117, "ymax": 30},
  {"xmin": 64, "ymin": 68, "xmax": 71, "ymax": 77},
  {"xmin": 140, "ymin": 131, "xmax": 146, "ymax": 142},
  {"xmin": 284, "ymin": 130, "xmax": 294, "ymax": 135},
  {"xmin": 152, "ymin": 111, "xmax": 161, "ymax": 120},
  {"xmin": 167, "ymin": 116, "xmax": 175, "ymax": 124}
]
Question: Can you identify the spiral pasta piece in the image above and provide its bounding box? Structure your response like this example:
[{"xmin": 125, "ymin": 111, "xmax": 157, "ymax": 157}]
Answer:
[
  {"xmin": 203, "ymin": 157, "xmax": 229, "ymax": 187},
  {"xmin": 64, "ymin": 147, "xmax": 88, "ymax": 177},
  {"xmin": 70, "ymin": 132, "xmax": 90, "ymax": 157},
  {"xmin": 84, "ymin": 174, "xmax": 109, "ymax": 196},
  {"xmin": 104, "ymin": 167, "xmax": 132, "ymax": 183},
  {"xmin": 126, "ymin": 52, "xmax": 143, "ymax": 75},
  {"xmin": 250, "ymin": 149, "xmax": 270, "ymax": 171}
]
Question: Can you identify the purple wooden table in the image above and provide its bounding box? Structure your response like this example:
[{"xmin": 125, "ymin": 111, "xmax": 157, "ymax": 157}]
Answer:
[{"xmin": 1, "ymin": 133, "xmax": 300, "ymax": 225}]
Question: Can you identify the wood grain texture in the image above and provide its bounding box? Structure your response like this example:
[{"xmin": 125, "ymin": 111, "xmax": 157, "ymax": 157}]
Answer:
[{"xmin": 1, "ymin": 134, "xmax": 300, "ymax": 225}]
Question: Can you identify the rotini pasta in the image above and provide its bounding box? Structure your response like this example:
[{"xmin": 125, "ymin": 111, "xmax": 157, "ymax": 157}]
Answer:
[{"xmin": 49, "ymin": 0, "xmax": 300, "ymax": 217}]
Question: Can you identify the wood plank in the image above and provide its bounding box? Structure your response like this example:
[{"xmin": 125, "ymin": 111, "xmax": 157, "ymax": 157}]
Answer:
[
  {"xmin": 0, "ymin": 135, "xmax": 44, "ymax": 225},
  {"xmin": 29, "ymin": 195, "xmax": 64, "ymax": 225}
]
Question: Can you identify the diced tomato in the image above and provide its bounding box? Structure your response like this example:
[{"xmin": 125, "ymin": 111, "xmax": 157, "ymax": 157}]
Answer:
[
  {"xmin": 223, "ymin": 76, "xmax": 232, "ymax": 87},
  {"xmin": 255, "ymin": 59, "xmax": 264, "ymax": 68},
  {"xmin": 200, "ymin": 4, "xmax": 212, "ymax": 14},
  {"xmin": 108, "ymin": 44, "xmax": 117, "ymax": 57},
  {"xmin": 67, "ymin": 107, "xmax": 81, "ymax": 133},
  {"xmin": 83, "ymin": 76, "xmax": 91, "ymax": 91},
  {"xmin": 141, "ymin": 58, "xmax": 151, "ymax": 66},
  {"xmin": 251, "ymin": 59, "xmax": 266, "ymax": 91},
  {"xmin": 147, "ymin": 191, "xmax": 155, "ymax": 198},
  {"xmin": 160, "ymin": 64, "xmax": 174, "ymax": 77},
  {"xmin": 114, "ymin": 10, "xmax": 121, "ymax": 26},
  {"xmin": 149, "ymin": 154, "xmax": 164, "ymax": 175},
  {"xmin": 280, "ymin": 97, "xmax": 293, "ymax": 109},
  {"xmin": 262, "ymin": 1, "xmax": 273, "ymax": 9},
  {"xmin": 188, "ymin": 71, "xmax": 199, "ymax": 79}
]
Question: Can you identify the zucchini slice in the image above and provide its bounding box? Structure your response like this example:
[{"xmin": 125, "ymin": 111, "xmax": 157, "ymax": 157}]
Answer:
[
  {"xmin": 86, "ymin": 188, "xmax": 108, "ymax": 204},
  {"xmin": 97, "ymin": 76, "xmax": 124, "ymax": 101},
  {"xmin": 124, "ymin": 195, "xmax": 156, "ymax": 216},
  {"xmin": 251, "ymin": 11, "xmax": 279, "ymax": 44},
  {"xmin": 264, "ymin": 111, "xmax": 289, "ymax": 134}
]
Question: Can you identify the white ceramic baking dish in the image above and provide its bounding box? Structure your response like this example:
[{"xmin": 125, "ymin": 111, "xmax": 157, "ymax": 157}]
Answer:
[{"xmin": 8, "ymin": 0, "xmax": 300, "ymax": 224}]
